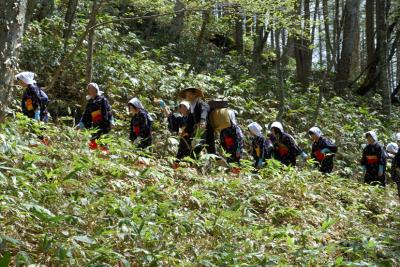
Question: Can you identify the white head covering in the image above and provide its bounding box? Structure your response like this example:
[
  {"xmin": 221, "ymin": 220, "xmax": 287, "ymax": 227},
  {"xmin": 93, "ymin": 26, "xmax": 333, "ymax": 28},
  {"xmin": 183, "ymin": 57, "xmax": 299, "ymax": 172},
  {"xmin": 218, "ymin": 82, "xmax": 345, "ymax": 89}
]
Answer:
[
  {"xmin": 88, "ymin": 82, "xmax": 104, "ymax": 96},
  {"xmin": 365, "ymin": 131, "xmax": 378, "ymax": 143},
  {"xmin": 179, "ymin": 101, "xmax": 190, "ymax": 110},
  {"xmin": 128, "ymin": 97, "xmax": 145, "ymax": 110},
  {"xmin": 270, "ymin": 121, "xmax": 284, "ymax": 133},
  {"xmin": 16, "ymin": 72, "xmax": 36, "ymax": 85},
  {"xmin": 248, "ymin": 122, "xmax": 263, "ymax": 137},
  {"xmin": 396, "ymin": 133, "xmax": 400, "ymax": 141},
  {"xmin": 386, "ymin": 142, "xmax": 399, "ymax": 154},
  {"xmin": 228, "ymin": 109, "xmax": 238, "ymax": 126},
  {"xmin": 309, "ymin": 126, "xmax": 322, "ymax": 137}
]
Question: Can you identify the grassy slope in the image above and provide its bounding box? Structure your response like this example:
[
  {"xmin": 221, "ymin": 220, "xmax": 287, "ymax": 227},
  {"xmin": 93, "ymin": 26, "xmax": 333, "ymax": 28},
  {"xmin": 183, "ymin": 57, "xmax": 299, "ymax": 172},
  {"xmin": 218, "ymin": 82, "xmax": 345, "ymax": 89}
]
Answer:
[{"xmin": 1, "ymin": 106, "xmax": 400, "ymax": 266}]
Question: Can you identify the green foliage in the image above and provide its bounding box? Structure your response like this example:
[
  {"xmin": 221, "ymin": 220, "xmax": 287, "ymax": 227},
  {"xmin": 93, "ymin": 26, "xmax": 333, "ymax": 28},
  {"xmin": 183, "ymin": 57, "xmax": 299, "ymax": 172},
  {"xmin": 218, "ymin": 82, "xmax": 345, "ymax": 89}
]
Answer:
[{"xmin": 0, "ymin": 114, "xmax": 400, "ymax": 265}]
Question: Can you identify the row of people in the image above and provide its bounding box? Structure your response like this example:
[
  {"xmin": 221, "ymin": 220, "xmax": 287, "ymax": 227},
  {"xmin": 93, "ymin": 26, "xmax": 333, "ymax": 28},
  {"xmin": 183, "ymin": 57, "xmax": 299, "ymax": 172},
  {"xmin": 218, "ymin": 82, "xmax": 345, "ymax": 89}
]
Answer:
[{"xmin": 14, "ymin": 72, "xmax": 400, "ymax": 196}]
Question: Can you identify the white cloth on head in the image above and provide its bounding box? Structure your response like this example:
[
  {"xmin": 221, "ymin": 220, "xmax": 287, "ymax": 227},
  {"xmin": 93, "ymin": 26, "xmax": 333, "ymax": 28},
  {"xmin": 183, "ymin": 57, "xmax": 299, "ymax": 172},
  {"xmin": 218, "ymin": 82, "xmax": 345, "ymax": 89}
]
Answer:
[
  {"xmin": 88, "ymin": 82, "xmax": 104, "ymax": 96},
  {"xmin": 228, "ymin": 109, "xmax": 238, "ymax": 125},
  {"xmin": 386, "ymin": 142, "xmax": 399, "ymax": 154},
  {"xmin": 128, "ymin": 97, "xmax": 145, "ymax": 110},
  {"xmin": 179, "ymin": 101, "xmax": 190, "ymax": 110},
  {"xmin": 309, "ymin": 126, "xmax": 322, "ymax": 137},
  {"xmin": 270, "ymin": 121, "xmax": 284, "ymax": 132},
  {"xmin": 396, "ymin": 133, "xmax": 400, "ymax": 141},
  {"xmin": 365, "ymin": 131, "xmax": 378, "ymax": 143},
  {"xmin": 248, "ymin": 122, "xmax": 263, "ymax": 137},
  {"xmin": 16, "ymin": 72, "xmax": 36, "ymax": 85}
]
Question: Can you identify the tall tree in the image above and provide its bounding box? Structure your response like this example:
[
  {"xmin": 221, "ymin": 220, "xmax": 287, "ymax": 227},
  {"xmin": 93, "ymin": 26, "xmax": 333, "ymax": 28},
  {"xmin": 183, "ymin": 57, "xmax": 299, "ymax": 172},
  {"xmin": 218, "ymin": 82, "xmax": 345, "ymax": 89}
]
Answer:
[
  {"xmin": 63, "ymin": 0, "xmax": 79, "ymax": 52},
  {"xmin": 376, "ymin": 0, "xmax": 391, "ymax": 115},
  {"xmin": 0, "ymin": 0, "xmax": 28, "ymax": 121},
  {"xmin": 334, "ymin": 0, "xmax": 360, "ymax": 94},
  {"xmin": 168, "ymin": 0, "xmax": 185, "ymax": 43},
  {"xmin": 322, "ymin": 0, "xmax": 333, "ymax": 71},
  {"xmin": 293, "ymin": 0, "xmax": 312, "ymax": 86}
]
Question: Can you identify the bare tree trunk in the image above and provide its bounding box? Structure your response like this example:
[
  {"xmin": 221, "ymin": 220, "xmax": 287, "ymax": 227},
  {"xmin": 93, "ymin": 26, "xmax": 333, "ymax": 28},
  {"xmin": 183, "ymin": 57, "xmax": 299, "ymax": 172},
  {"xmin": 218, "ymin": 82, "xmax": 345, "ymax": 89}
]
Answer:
[
  {"xmin": 169, "ymin": 0, "xmax": 185, "ymax": 42},
  {"xmin": 397, "ymin": 39, "xmax": 400, "ymax": 85},
  {"xmin": 234, "ymin": 5, "xmax": 244, "ymax": 55},
  {"xmin": 186, "ymin": 10, "xmax": 210, "ymax": 74},
  {"xmin": 376, "ymin": 0, "xmax": 391, "ymax": 115},
  {"xmin": 293, "ymin": 0, "xmax": 312, "ymax": 86},
  {"xmin": 350, "ymin": 0, "xmax": 361, "ymax": 79},
  {"xmin": 48, "ymin": 0, "xmax": 102, "ymax": 91},
  {"xmin": 323, "ymin": 0, "xmax": 333, "ymax": 71},
  {"xmin": 37, "ymin": 0, "xmax": 55, "ymax": 20},
  {"xmin": 0, "ymin": 0, "xmax": 28, "ymax": 121},
  {"xmin": 251, "ymin": 17, "xmax": 270, "ymax": 75},
  {"xmin": 332, "ymin": 0, "xmax": 340, "ymax": 70},
  {"xmin": 25, "ymin": 0, "xmax": 38, "ymax": 29},
  {"xmin": 63, "ymin": 0, "xmax": 79, "ymax": 52},
  {"xmin": 275, "ymin": 29, "xmax": 285, "ymax": 122},
  {"xmin": 334, "ymin": 0, "xmax": 360, "ymax": 94}
]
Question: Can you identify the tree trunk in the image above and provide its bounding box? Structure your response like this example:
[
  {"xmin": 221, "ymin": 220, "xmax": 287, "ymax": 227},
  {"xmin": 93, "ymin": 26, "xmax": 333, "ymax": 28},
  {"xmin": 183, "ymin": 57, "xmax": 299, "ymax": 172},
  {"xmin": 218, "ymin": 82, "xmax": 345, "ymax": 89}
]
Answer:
[
  {"xmin": 0, "ymin": 0, "xmax": 28, "ymax": 121},
  {"xmin": 25, "ymin": 0, "xmax": 38, "ymax": 29},
  {"xmin": 334, "ymin": 0, "xmax": 360, "ymax": 94},
  {"xmin": 37, "ymin": 0, "xmax": 55, "ymax": 20},
  {"xmin": 376, "ymin": 0, "xmax": 391, "ymax": 115},
  {"xmin": 350, "ymin": 0, "xmax": 360, "ymax": 79},
  {"xmin": 250, "ymin": 17, "xmax": 270, "ymax": 75},
  {"xmin": 186, "ymin": 10, "xmax": 210, "ymax": 74},
  {"xmin": 168, "ymin": 0, "xmax": 185, "ymax": 43},
  {"xmin": 397, "ymin": 39, "xmax": 400, "ymax": 86},
  {"xmin": 322, "ymin": 0, "xmax": 333, "ymax": 71},
  {"xmin": 63, "ymin": 0, "xmax": 79, "ymax": 52},
  {"xmin": 234, "ymin": 6, "xmax": 244, "ymax": 55},
  {"xmin": 293, "ymin": 0, "xmax": 312, "ymax": 86},
  {"xmin": 332, "ymin": 0, "xmax": 340, "ymax": 70}
]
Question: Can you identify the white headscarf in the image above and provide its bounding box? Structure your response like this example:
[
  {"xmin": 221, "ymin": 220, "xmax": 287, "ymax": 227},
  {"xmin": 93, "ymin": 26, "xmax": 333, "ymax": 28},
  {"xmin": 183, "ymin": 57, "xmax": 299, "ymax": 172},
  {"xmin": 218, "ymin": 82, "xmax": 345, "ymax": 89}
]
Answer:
[
  {"xmin": 228, "ymin": 109, "xmax": 238, "ymax": 126},
  {"xmin": 365, "ymin": 131, "xmax": 378, "ymax": 143},
  {"xmin": 128, "ymin": 97, "xmax": 145, "ymax": 109},
  {"xmin": 248, "ymin": 122, "xmax": 263, "ymax": 137},
  {"xmin": 16, "ymin": 71, "xmax": 36, "ymax": 85},
  {"xmin": 179, "ymin": 101, "xmax": 190, "ymax": 110},
  {"xmin": 309, "ymin": 126, "xmax": 322, "ymax": 137},
  {"xmin": 270, "ymin": 121, "xmax": 284, "ymax": 133},
  {"xmin": 396, "ymin": 133, "xmax": 400, "ymax": 141},
  {"xmin": 88, "ymin": 82, "xmax": 104, "ymax": 96},
  {"xmin": 386, "ymin": 142, "xmax": 399, "ymax": 154}
]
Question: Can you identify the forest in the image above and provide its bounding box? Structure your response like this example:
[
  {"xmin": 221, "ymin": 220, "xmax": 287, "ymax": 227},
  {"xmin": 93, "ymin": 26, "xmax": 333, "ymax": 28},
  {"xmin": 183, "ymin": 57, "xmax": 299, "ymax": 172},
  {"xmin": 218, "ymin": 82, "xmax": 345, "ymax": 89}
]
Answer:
[{"xmin": 1, "ymin": 0, "xmax": 400, "ymax": 265}]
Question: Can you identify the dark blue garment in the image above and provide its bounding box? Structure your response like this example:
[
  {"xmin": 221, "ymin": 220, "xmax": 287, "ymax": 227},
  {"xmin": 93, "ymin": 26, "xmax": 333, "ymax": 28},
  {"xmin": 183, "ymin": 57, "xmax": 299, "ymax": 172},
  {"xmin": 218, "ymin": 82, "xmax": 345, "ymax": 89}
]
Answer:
[
  {"xmin": 130, "ymin": 109, "xmax": 152, "ymax": 149},
  {"xmin": 168, "ymin": 113, "xmax": 191, "ymax": 159},
  {"xmin": 81, "ymin": 95, "xmax": 112, "ymax": 140},
  {"xmin": 360, "ymin": 142, "xmax": 387, "ymax": 186},
  {"xmin": 271, "ymin": 132, "xmax": 302, "ymax": 166},
  {"xmin": 21, "ymin": 84, "xmax": 48, "ymax": 122},
  {"xmin": 311, "ymin": 136, "xmax": 337, "ymax": 173},
  {"xmin": 251, "ymin": 135, "xmax": 272, "ymax": 168},
  {"xmin": 187, "ymin": 99, "xmax": 215, "ymax": 156},
  {"xmin": 220, "ymin": 125, "xmax": 243, "ymax": 163}
]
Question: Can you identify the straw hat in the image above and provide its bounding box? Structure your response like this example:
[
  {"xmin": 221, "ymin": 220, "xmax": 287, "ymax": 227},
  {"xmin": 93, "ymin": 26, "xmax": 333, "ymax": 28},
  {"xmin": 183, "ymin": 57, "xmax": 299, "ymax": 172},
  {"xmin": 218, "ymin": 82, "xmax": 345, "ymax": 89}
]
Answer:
[{"xmin": 178, "ymin": 87, "xmax": 204, "ymax": 99}]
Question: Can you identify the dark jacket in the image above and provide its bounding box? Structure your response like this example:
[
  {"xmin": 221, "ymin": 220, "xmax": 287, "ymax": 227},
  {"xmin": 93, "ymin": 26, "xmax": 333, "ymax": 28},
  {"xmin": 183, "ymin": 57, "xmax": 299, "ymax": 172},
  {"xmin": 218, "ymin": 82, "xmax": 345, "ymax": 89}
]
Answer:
[
  {"xmin": 168, "ymin": 113, "xmax": 191, "ymax": 159},
  {"xmin": 22, "ymin": 84, "xmax": 48, "ymax": 120},
  {"xmin": 361, "ymin": 142, "xmax": 387, "ymax": 186},
  {"xmin": 81, "ymin": 95, "xmax": 112, "ymax": 131},
  {"xmin": 130, "ymin": 109, "xmax": 152, "ymax": 149},
  {"xmin": 271, "ymin": 132, "xmax": 302, "ymax": 166},
  {"xmin": 220, "ymin": 125, "xmax": 243, "ymax": 163},
  {"xmin": 251, "ymin": 135, "xmax": 272, "ymax": 168},
  {"xmin": 311, "ymin": 136, "xmax": 337, "ymax": 173},
  {"xmin": 187, "ymin": 99, "xmax": 215, "ymax": 155},
  {"xmin": 392, "ymin": 150, "xmax": 400, "ymax": 183}
]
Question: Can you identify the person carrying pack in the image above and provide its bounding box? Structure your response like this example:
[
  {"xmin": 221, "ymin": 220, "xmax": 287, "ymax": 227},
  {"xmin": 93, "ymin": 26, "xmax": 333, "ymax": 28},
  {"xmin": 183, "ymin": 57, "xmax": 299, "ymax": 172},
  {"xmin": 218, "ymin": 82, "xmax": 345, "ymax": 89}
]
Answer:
[
  {"xmin": 78, "ymin": 83, "xmax": 114, "ymax": 151},
  {"xmin": 128, "ymin": 97, "xmax": 153, "ymax": 149},
  {"xmin": 16, "ymin": 71, "xmax": 49, "ymax": 123},
  {"xmin": 269, "ymin": 121, "xmax": 307, "ymax": 166},
  {"xmin": 308, "ymin": 127, "xmax": 337, "ymax": 173},
  {"xmin": 388, "ymin": 141, "xmax": 400, "ymax": 200},
  {"xmin": 360, "ymin": 131, "xmax": 387, "ymax": 187},
  {"xmin": 248, "ymin": 122, "xmax": 273, "ymax": 170}
]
